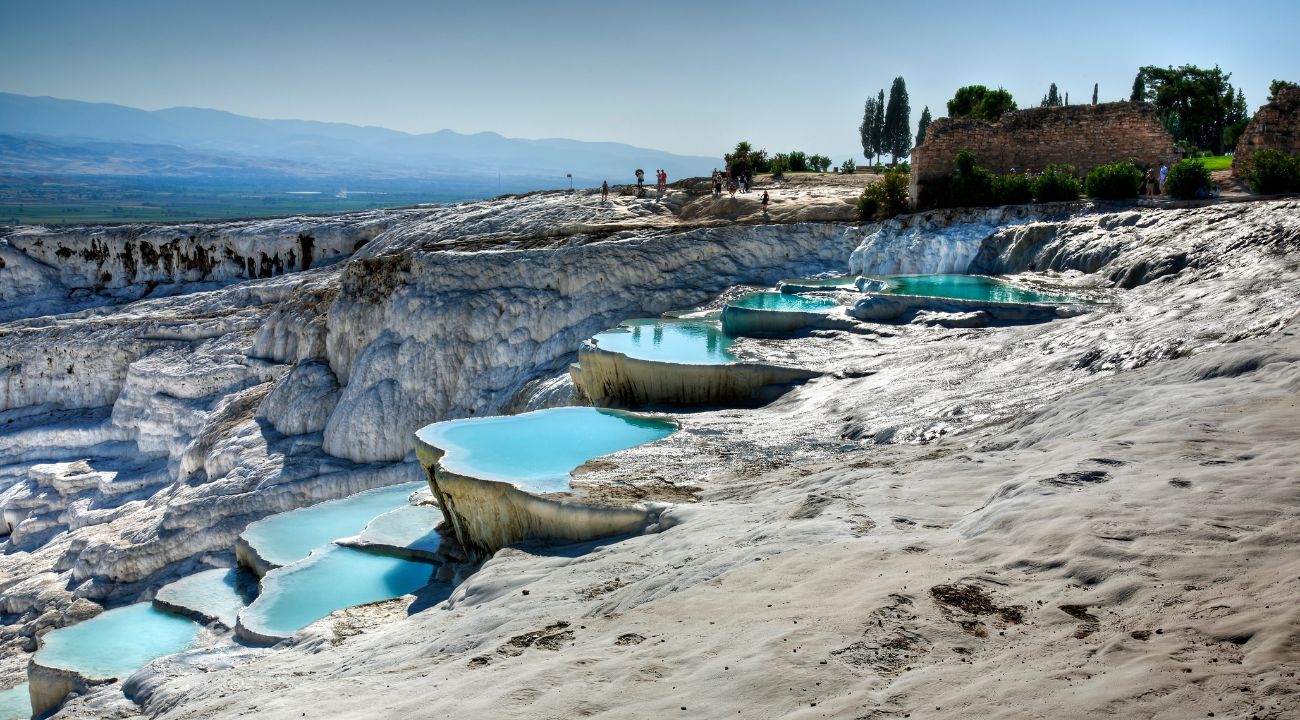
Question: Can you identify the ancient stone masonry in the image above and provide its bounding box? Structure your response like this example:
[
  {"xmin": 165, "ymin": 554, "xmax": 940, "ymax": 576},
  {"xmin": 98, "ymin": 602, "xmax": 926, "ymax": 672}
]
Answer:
[
  {"xmin": 910, "ymin": 102, "xmax": 1181, "ymax": 207},
  {"xmin": 1233, "ymin": 85, "xmax": 1300, "ymax": 174}
]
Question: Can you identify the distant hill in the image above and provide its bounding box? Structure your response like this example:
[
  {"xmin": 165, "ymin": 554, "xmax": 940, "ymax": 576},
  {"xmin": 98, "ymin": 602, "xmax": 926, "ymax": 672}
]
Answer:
[{"xmin": 0, "ymin": 93, "xmax": 716, "ymax": 182}]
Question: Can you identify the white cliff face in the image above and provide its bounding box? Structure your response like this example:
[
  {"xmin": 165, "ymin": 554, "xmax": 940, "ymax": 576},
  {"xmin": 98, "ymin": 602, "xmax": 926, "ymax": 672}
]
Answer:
[
  {"xmin": 0, "ymin": 211, "xmax": 399, "ymax": 324},
  {"xmin": 322, "ymin": 221, "xmax": 863, "ymax": 462}
]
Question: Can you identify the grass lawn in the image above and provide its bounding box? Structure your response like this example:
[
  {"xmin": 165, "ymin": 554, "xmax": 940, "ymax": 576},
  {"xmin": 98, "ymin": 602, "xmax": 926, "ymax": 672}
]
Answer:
[{"xmin": 1195, "ymin": 155, "xmax": 1233, "ymax": 171}]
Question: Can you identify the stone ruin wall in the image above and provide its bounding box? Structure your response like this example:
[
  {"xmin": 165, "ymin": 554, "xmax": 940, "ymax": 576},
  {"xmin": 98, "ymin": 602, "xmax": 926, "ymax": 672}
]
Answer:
[
  {"xmin": 1233, "ymin": 85, "xmax": 1300, "ymax": 174},
  {"xmin": 910, "ymin": 101, "xmax": 1181, "ymax": 207}
]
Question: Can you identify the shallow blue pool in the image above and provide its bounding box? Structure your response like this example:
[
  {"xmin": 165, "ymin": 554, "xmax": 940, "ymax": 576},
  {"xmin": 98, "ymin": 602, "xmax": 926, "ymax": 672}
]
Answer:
[
  {"xmin": 237, "ymin": 545, "xmax": 433, "ymax": 640},
  {"xmin": 590, "ymin": 317, "xmax": 736, "ymax": 365},
  {"xmin": 240, "ymin": 482, "xmax": 424, "ymax": 567},
  {"xmin": 0, "ymin": 683, "xmax": 31, "ymax": 720},
  {"xmin": 729, "ymin": 292, "xmax": 840, "ymax": 312},
  {"xmin": 874, "ymin": 275, "xmax": 1082, "ymax": 304},
  {"xmin": 356, "ymin": 504, "xmax": 443, "ymax": 556},
  {"xmin": 416, "ymin": 407, "xmax": 676, "ymax": 494},
  {"xmin": 154, "ymin": 567, "xmax": 253, "ymax": 628},
  {"xmin": 34, "ymin": 603, "xmax": 200, "ymax": 679}
]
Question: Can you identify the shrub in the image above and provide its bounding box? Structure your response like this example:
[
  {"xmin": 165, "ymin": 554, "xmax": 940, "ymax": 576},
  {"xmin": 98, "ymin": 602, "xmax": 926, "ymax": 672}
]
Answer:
[
  {"xmin": 1085, "ymin": 161, "xmax": 1144, "ymax": 200},
  {"xmin": 1243, "ymin": 149, "xmax": 1300, "ymax": 194},
  {"xmin": 857, "ymin": 168, "xmax": 910, "ymax": 220},
  {"xmin": 1164, "ymin": 159, "xmax": 1214, "ymax": 199},
  {"xmin": 1032, "ymin": 165, "xmax": 1082, "ymax": 202},
  {"xmin": 840, "ymin": 158, "xmax": 857, "ymax": 174},
  {"xmin": 992, "ymin": 173, "xmax": 1033, "ymax": 204}
]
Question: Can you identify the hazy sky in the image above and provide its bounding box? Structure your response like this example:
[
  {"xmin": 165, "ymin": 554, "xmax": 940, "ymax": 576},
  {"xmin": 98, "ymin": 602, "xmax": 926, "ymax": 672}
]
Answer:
[{"xmin": 3, "ymin": 0, "xmax": 1297, "ymax": 163}]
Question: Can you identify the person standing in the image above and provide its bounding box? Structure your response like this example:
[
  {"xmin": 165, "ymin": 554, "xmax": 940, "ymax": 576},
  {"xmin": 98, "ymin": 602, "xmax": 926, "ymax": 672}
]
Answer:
[
  {"xmin": 1144, "ymin": 168, "xmax": 1156, "ymax": 197},
  {"xmin": 601, "ymin": 180, "xmax": 609, "ymax": 202},
  {"xmin": 1158, "ymin": 162, "xmax": 1169, "ymax": 194},
  {"xmin": 761, "ymin": 190, "xmax": 770, "ymax": 209}
]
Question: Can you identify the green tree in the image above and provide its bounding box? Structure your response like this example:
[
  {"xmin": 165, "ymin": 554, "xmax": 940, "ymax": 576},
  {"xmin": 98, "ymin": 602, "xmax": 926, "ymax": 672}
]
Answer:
[
  {"xmin": 871, "ymin": 89, "xmax": 886, "ymax": 163},
  {"xmin": 916, "ymin": 106, "xmax": 933, "ymax": 145},
  {"xmin": 883, "ymin": 76, "xmax": 912, "ymax": 162},
  {"xmin": 1136, "ymin": 64, "xmax": 1245, "ymax": 154},
  {"xmin": 1130, "ymin": 73, "xmax": 1145, "ymax": 103},
  {"xmin": 948, "ymin": 85, "xmax": 1017, "ymax": 122},
  {"xmin": 1041, "ymin": 83, "xmax": 1062, "ymax": 107},
  {"xmin": 1268, "ymin": 79, "xmax": 1298, "ymax": 103},
  {"xmin": 859, "ymin": 97, "xmax": 878, "ymax": 162},
  {"xmin": 787, "ymin": 151, "xmax": 809, "ymax": 172}
]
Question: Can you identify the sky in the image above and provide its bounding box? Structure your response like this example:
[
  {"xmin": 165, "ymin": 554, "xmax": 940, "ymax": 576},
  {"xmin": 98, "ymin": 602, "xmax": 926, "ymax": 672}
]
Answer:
[{"xmin": 2, "ymin": 0, "xmax": 1298, "ymax": 164}]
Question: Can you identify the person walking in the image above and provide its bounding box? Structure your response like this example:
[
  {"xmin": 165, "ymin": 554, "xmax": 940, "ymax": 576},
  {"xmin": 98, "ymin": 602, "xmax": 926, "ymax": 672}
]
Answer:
[
  {"xmin": 601, "ymin": 180, "xmax": 609, "ymax": 203},
  {"xmin": 761, "ymin": 190, "xmax": 770, "ymax": 209}
]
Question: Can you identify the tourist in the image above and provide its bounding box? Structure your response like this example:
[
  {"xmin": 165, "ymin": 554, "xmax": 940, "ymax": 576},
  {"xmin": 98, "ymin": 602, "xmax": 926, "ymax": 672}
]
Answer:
[
  {"xmin": 713, "ymin": 173, "xmax": 722, "ymax": 198},
  {"xmin": 635, "ymin": 168, "xmax": 644, "ymax": 191},
  {"xmin": 1144, "ymin": 168, "xmax": 1156, "ymax": 197},
  {"xmin": 728, "ymin": 180, "xmax": 737, "ymax": 198},
  {"xmin": 761, "ymin": 190, "xmax": 770, "ymax": 209},
  {"xmin": 601, "ymin": 180, "xmax": 609, "ymax": 203},
  {"xmin": 1159, "ymin": 162, "xmax": 1169, "ymax": 194},
  {"xmin": 739, "ymin": 177, "xmax": 747, "ymax": 194}
]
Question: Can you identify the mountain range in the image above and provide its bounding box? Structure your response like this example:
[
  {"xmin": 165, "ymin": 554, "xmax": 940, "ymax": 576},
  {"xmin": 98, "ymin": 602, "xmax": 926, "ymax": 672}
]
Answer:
[{"xmin": 0, "ymin": 92, "xmax": 716, "ymax": 183}]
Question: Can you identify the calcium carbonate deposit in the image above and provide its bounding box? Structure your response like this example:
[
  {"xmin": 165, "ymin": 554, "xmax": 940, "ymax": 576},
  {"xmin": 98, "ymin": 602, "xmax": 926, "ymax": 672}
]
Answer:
[{"xmin": 1, "ymin": 183, "xmax": 1298, "ymax": 719}]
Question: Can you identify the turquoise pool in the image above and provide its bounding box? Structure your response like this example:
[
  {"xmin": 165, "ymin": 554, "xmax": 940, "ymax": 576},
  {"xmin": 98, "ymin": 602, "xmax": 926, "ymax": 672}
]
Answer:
[
  {"xmin": 729, "ymin": 292, "xmax": 840, "ymax": 312},
  {"xmin": 240, "ymin": 482, "xmax": 424, "ymax": 567},
  {"xmin": 415, "ymin": 407, "xmax": 676, "ymax": 494},
  {"xmin": 154, "ymin": 568, "xmax": 253, "ymax": 628},
  {"xmin": 0, "ymin": 683, "xmax": 30, "ymax": 720},
  {"xmin": 873, "ymin": 275, "xmax": 1082, "ymax": 304},
  {"xmin": 590, "ymin": 318, "xmax": 736, "ymax": 365},
  {"xmin": 34, "ymin": 603, "xmax": 199, "ymax": 679},
  {"xmin": 237, "ymin": 545, "xmax": 433, "ymax": 640}
]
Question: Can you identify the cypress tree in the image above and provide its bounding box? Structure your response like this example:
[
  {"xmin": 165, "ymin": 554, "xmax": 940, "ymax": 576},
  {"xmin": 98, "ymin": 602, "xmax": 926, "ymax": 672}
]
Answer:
[
  {"xmin": 1092, "ymin": 83, "xmax": 1099, "ymax": 105},
  {"xmin": 1041, "ymin": 83, "xmax": 1061, "ymax": 107},
  {"xmin": 916, "ymin": 106, "xmax": 933, "ymax": 145},
  {"xmin": 883, "ymin": 77, "xmax": 912, "ymax": 162},
  {"xmin": 1130, "ymin": 72, "xmax": 1146, "ymax": 102},
  {"xmin": 870, "ymin": 89, "xmax": 886, "ymax": 165},
  {"xmin": 859, "ymin": 97, "xmax": 878, "ymax": 162}
]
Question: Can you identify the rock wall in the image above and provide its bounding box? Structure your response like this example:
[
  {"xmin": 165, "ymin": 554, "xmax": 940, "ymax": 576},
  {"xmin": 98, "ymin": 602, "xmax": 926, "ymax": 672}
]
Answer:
[
  {"xmin": 1233, "ymin": 85, "xmax": 1300, "ymax": 174},
  {"xmin": 910, "ymin": 102, "xmax": 1181, "ymax": 207},
  {"xmin": 0, "ymin": 212, "xmax": 395, "ymax": 322}
]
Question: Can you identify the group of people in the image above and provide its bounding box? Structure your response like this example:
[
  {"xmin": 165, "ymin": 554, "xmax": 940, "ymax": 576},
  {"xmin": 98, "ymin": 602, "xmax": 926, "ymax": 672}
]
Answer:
[
  {"xmin": 599, "ymin": 168, "xmax": 768, "ymax": 209},
  {"xmin": 711, "ymin": 169, "xmax": 756, "ymax": 198},
  {"xmin": 627, "ymin": 168, "xmax": 668, "ymax": 198},
  {"xmin": 1144, "ymin": 162, "xmax": 1170, "ymax": 197}
]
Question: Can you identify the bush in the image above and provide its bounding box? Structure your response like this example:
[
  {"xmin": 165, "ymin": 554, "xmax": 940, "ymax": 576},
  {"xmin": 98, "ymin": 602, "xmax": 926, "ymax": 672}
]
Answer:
[
  {"xmin": 1085, "ymin": 161, "xmax": 1144, "ymax": 200},
  {"xmin": 1032, "ymin": 165, "xmax": 1082, "ymax": 202},
  {"xmin": 992, "ymin": 173, "xmax": 1033, "ymax": 204},
  {"xmin": 1243, "ymin": 149, "xmax": 1300, "ymax": 194},
  {"xmin": 1164, "ymin": 159, "xmax": 1214, "ymax": 200},
  {"xmin": 857, "ymin": 168, "xmax": 910, "ymax": 220},
  {"xmin": 840, "ymin": 158, "xmax": 857, "ymax": 174}
]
